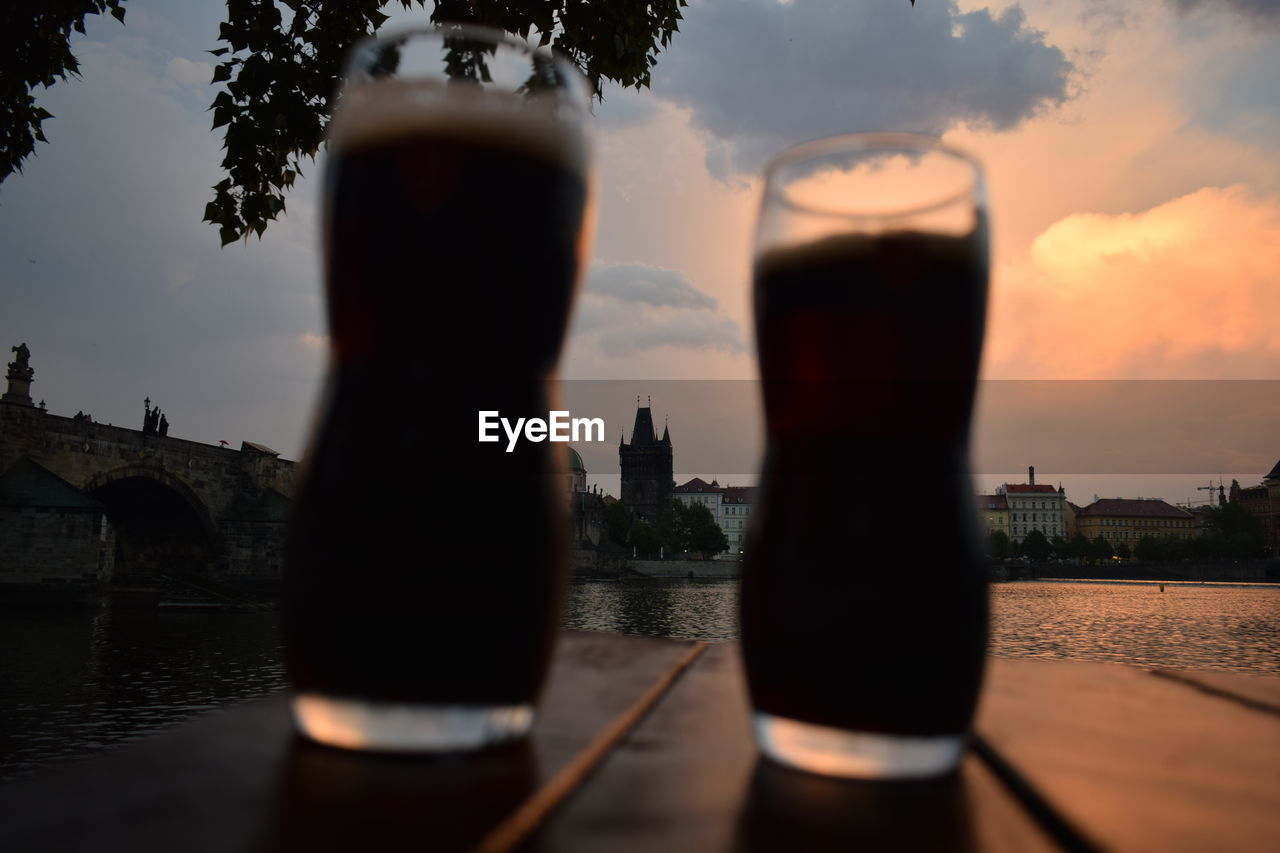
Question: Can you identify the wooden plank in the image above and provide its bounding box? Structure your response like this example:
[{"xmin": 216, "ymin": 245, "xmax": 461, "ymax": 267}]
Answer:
[
  {"xmin": 534, "ymin": 644, "xmax": 1060, "ymax": 852},
  {"xmin": 1150, "ymin": 669, "xmax": 1280, "ymax": 716},
  {"xmin": 0, "ymin": 631, "xmax": 699, "ymax": 853},
  {"xmin": 977, "ymin": 657, "xmax": 1280, "ymax": 852},
  {"xmin": 474, "ymin": 641, "xmax": 705, "ymax": 853}
]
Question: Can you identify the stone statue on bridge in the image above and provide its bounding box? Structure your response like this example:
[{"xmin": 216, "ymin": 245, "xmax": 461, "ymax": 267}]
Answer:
[
  {"xmin": 143, "ymin": 398, "xmax": 171, "ymax": 437},
  {"xmin": 3, "ymin": 342, "xmax": 35, "ymax": 406},
  {"xmin": 9, "ymin": 342, "xmax": 31, "ymax": 375}
]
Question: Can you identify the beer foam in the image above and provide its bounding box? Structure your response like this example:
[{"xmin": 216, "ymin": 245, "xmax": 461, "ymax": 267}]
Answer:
[{"xmin": 329, "ymin": 79, "xmax": 589, "ymax": 176}]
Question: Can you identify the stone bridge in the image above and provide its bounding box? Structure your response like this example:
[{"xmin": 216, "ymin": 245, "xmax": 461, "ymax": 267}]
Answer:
[{"xmin": 1, "ymin": 379, "xmax": 297, "ymax": 595}]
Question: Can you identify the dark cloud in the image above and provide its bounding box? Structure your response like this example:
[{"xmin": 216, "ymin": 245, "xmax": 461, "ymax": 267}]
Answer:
[
  {"xmin": 653, "ymin": 0, "xmax": 1074, "ymax": 176},
  {"xmin": 1169, "ymin": 0, "xmax": 1280, "ymax": 29},
  {"xmin": 586, "ymin": 262, "xmax": 719, "ymax": 309},
  {"xmin": 570, "ymin": 263, "xmax": 746, "ymax": 357}
]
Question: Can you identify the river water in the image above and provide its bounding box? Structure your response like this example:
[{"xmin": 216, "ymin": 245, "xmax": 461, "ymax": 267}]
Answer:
[{"xmin": 2, "ymin": 580, "xmax": 1276, "ymax": 781}]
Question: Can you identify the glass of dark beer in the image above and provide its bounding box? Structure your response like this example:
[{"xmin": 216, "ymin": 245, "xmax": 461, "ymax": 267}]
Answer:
[
  {"xmin": 742, "ymin": 133, "xmax": 989, "ymax": 778},
  {"xmin": 284, "ymin": 25, "xmax": 593, "ymax": 752}
]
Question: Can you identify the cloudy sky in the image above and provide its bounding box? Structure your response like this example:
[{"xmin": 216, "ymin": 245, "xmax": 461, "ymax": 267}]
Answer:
[{"xmin": 1, "ymin": 0, "xmax": 1277, "ymax": 502}]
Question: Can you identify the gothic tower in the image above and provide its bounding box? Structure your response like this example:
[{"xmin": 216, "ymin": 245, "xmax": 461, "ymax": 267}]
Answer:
[{"xmin": 619, "ymin": 400, "xmax": 673, "ymax": 524}]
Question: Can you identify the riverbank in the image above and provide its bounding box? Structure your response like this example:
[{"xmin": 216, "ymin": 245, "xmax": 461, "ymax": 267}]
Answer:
[
  {"xmin": 1008, "ymin": 559, "xmax": 1278, "ymax": 583},
  {"xmin": 576, "ymin": 556, "xmax": 1280, "ymax": 584}
]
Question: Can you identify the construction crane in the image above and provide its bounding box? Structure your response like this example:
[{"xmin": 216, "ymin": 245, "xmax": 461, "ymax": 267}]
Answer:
[{"xmin": 1196, "ymin": 479, "xmax": 1223, "ymax": 507}]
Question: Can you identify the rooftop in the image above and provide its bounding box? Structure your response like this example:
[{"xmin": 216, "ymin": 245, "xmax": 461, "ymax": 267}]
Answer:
[
  {"xmin": 674, "ymin": 477, "xmax": 722, "ymax": 494},
  {"xmin": 0, "ymin": 457, "xmax": 102, "ymax": 509},
  {"xmin": 1077, "ymin": 498, "xmax": 1193, "ymax": 519}
]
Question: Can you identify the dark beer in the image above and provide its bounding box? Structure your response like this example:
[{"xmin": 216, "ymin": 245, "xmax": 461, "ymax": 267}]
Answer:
[
  {"xmin": 742, "ymin": 227, "xmax": 989, "ymax": 738},
  {"xmin": 284, "ymin": 82, "xmax": 590, "ymax": 729}
]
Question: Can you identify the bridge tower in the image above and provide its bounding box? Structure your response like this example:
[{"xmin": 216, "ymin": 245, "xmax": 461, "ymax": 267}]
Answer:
[{"xmin": 619, "ymin": 398, "xmax": 673, "ymax": 524}]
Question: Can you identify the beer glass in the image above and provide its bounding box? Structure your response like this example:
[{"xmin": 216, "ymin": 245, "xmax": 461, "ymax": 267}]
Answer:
[
  {"xmin": 284, "ymin": 26, "xmax": 594, "ymax": 752},
  {"xmin": 742, "ymin": 133, "xmax": 989, "ymax": 778}
]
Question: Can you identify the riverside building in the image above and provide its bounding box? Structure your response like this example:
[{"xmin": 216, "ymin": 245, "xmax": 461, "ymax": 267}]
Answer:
[
  {"xmin": 671, "ymin": 477, "xmax": 757, "ymax": 555},
  {"xmin": 1074, "ymin": 498, "xmax": 1195, "ymax": 545},
  {"xmin": 1229, "ymin": 458, "xmax": 1280, "ymax": 551},
  {"xmin": 976, "ymin": 493, "xmax": 1010, "ymax": 540},
  {"xmin": 998, "ymin": 466, "xmax": 1067, "ymax": 543}
]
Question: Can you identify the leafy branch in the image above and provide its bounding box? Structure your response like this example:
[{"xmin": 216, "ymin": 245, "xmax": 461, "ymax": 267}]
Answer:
[
  {"xmin": 0, "ymin": 1, "xmax": 127, "ymax": 182},
  {"xmin": 0, "ymin": 1, "xmax": 688, "ymax": 246},
  {"xmin": 203, "ymin": 1, "xmax": 688, "ymax": 246}
]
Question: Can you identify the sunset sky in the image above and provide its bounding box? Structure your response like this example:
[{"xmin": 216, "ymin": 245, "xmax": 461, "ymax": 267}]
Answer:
[{"xmin": 1, "ymin": 0, "xmax": 1276, "ymax": 502}]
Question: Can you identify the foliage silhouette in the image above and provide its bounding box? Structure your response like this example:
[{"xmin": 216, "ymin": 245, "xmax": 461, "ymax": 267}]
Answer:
[
  {"xmin": 0, "ymin": 1, "xmax": 127, "ymax": 183},
  {"xmin": 4, "ymin": 2, "xmax": 923, "ymax": 245},
  {"xmin": 1, "ymin": 0, "xmax": 688, "ymax": 245}
]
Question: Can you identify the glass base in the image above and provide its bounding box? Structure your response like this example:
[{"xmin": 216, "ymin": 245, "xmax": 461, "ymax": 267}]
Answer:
[
  {"xmin": 753, "ymin": 712, "xmax": 966, "ymax": 779},
  {"xmin": 292, "ymin": 692, "xmax": 534, "ymax": 753}
]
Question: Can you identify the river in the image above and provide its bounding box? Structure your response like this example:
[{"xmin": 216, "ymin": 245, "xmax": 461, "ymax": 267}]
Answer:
[{"xmin": 1, "ymin": 579, "xmax": 1276, "ymax": 782}]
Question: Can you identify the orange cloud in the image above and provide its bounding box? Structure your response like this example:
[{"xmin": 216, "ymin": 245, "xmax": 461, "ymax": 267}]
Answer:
[
  {"xmin": 299, "ymin": 333, "xmax": 330, "ymax": 351},
  {"xmin": 985, "ymin": 185, "xmax": 1280, "ymax": 378}
]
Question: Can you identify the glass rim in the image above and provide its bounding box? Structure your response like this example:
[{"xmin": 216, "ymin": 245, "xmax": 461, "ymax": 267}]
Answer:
[
  {"xmin": 762, "ymin": 132, "xmax": 983, "ymax": 221},
  {"xmin": 344, "ymin": 21, "xmax": 594, "ymax": 100}
]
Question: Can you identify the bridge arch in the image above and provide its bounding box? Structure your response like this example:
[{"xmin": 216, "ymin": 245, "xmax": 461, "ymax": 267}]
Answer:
[
  {"xmin": 84, "ymin": 465, "xmax": 217, "ymax": 538},
  {"xmin": 84, "ymin": 465, "xmax": 218, "ymax": 579}
]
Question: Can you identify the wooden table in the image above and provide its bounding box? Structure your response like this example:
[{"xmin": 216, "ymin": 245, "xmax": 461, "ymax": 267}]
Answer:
[{"xmin": 2, "ymin": 631, "xmax": 1277, "ymax": 852}]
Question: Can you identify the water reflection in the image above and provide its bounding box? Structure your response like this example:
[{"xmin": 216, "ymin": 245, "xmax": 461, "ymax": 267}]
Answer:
[
  {"xmin": 564, "ymin": 579, "xmax": 1279, "ymax": 674},
  {"xmin": 2, "ymin": 579, "xmax": 1275, "ymax": 782},
  {"xmin": 0, "ymin": 609, "xmax": 285, "ymax": 782},
  {"xmin": 988, "ymin": 581, "xmax": 1280, "ymax": 673},
  {"xmin": 563, "ymin": 579, "xmax": 740, "ymax": 641}
]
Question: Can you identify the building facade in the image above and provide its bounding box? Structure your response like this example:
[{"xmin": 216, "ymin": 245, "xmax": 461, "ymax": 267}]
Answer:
[
  {"xmin": 1229, "ymin": 458, "xmax": 1280, "ymax": 552},
  {"xmin": 671, "ymin": 477, "xmax": 757, "ymax": 555},
  {"xmin": 976, "ymin": 493, "xmax": 1010, "ymax": 540},
  {"xmin": 1074, "ymin": 498, "xmax": 1195, "ymax": 545},
  {"xmin": 563, "ymin": 445, "xmax": 608, "ymax": 549},
  {"xmin": 720, "ymin": 485, "xmax": 756, "ymax": 555},
  {"xmin": 998, "ymin": 467, "xmax": 1067, "ymax": 542}
]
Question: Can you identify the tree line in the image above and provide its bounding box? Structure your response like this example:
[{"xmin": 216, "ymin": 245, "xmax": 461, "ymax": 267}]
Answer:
[{"xmin": 604, "ymin": 496, "xmax": 729, "ymax": 560}]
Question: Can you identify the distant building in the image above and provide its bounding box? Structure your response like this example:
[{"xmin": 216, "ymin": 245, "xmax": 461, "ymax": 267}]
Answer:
[
  {"xmin": 1188, "ymin": 504, "xmax": 1217, "ymax": 537},
  {"xmin": 671, "ymin": 477, "xmax": 757, "ymax": 554},
  {"xmin": 1229, "ymin": 458, "xmax": 1280, "ymax": 551},
  {"xmin": 998, "ymin": 466, "xmax": 1067, "ymax": 542},
  {"xmin": 566, "ymin": 446, "xmax": 588, "ymax": 495},
  {"xmin": 1074, "ymin": 498, "xmax": 1195, "ymax": 545},
  {"xmin": 564, "ymin": 446, "xmax": 605, "ymax": 549},
  {"xmin": 721, "ymin": 485, "xmax": 756, "ymax": 554},
  {"xmin": 975, "ymin": 493, "xmax": 1009, "ymax": 540},
  {"xmin": 619, "ymin": 402, "xmax": 673, "ymax": 525},
  {"xmin": 1065, "ymin": 501, "xmax": 1082, "ymax": 539}
]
